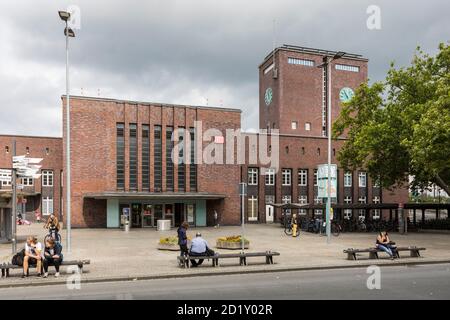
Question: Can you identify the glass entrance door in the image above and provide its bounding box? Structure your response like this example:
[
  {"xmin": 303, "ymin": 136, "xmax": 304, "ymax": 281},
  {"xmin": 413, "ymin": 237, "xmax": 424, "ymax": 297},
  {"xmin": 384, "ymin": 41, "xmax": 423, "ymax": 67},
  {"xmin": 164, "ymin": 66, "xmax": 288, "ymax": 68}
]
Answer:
[
  {"xmin": 131, "ymin": 203, "xmax": 142, "ymax": 228},
  {"xmin": 154, "ymin": 204, "xmax": 163, "ymax": 226},
  {"xmin": 142, "ymin": 204, "xmax": 153, "ymax": 227}
]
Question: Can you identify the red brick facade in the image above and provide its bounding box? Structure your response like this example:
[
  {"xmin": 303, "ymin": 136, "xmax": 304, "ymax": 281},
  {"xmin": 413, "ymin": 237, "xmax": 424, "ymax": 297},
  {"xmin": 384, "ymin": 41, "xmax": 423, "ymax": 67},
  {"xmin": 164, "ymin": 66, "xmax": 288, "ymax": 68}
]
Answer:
[{"xmin": 0, "ymin": 135, "xmax": 63, "ymax": 221}]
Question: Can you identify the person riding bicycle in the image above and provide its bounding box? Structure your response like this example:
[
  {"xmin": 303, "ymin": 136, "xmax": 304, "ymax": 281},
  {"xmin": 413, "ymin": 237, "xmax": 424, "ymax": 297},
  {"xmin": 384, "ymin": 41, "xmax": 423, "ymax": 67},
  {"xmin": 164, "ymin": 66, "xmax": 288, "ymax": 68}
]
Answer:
[{"xmin": 44, "ymin": 213, "xmax": 60, "ymax": 241}]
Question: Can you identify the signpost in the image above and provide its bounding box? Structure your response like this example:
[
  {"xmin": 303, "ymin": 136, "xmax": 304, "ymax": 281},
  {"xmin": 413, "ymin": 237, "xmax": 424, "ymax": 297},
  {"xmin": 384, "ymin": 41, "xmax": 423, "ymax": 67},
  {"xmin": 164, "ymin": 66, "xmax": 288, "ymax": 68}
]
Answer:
[
  {"xmin": 10, "ymin": 150, "xmax": 42, "ymax": 253},
  {"xmin": 317, "ymin": 164, "xmax": 337, "ymax": 243}
]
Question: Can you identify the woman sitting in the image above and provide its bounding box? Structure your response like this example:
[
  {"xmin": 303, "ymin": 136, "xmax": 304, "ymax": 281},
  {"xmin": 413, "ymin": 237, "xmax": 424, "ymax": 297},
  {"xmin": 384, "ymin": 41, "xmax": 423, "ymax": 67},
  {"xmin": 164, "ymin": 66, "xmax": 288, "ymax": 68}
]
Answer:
[{"xmin": 376, "ymin": 231, "xmax": 396, "ymax": 260}]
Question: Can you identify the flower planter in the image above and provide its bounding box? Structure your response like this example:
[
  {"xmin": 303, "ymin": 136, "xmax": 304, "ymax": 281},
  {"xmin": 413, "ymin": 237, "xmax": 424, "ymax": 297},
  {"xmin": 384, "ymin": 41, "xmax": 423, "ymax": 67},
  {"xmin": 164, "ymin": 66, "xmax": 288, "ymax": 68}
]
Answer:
[{"xmin": 216, "ymin": 240, "xmax": 249, "ymax": 250}]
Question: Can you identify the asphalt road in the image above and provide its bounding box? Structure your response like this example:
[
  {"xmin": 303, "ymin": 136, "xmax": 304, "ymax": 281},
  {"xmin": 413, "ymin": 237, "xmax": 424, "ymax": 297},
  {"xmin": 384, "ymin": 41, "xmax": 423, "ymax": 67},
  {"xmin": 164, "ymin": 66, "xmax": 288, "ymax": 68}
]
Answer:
[{"xmin": 0, "ymin": 263, "xmax": 449, "ymax": 300}]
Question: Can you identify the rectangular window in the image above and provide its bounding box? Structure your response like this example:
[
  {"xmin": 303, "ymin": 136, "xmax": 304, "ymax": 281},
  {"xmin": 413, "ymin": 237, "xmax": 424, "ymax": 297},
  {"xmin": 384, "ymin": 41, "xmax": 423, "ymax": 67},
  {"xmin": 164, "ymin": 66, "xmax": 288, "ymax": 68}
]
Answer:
[
  {"xmin": 166, "ymin": 126, "xmax": 174, "ymax": 191},
  {"xmin": 335, "ymin": 64, "xmax": 360, "ymax": 72},
  {"xmin": 358, "ymin": 196, "xmax": 367, "ymax": 220},
  {"xmin": 189, "ymin": 127, "xmax": 197, "ymax": 191},
  {"xmin": 305, "ymin": 122, "xmax": 311, "ymax": 131},
  {"xmin": 1, "ymin": 169, "xmax": 12, "ymax": 187},
  {"xmin": 314, "ymin": 196, "xmax": 323, "ymax": 217},
  {"xmin": 298, "ymin": 169, "xmax": 308, "ymax": 186},
  {"xmin": 116, "ymin": 123, "xmax": 125, "ymax": 189},
  {"xmin": 154, "ymin": 125, "xmax": 162, "ymax": 191},
  {"xmin": 21, "ymin": 178, "xmax": 33, "ymax": 186},
  {"xmin": 265, "ymin": 195, "xmax": 275, "ymax": 204},
  {"xmin": 142, "ymin": 125, "xmax": 150, "ymax": 190},
  {"xmin": 358, "ymin": 172, "xmax": 367, "ymax": 187},
  {"xmin": 265, "ymin": 168, "xmax": 275, "ymax": 186},
  {"xmin": 344, "ymin": 171, "xmax": 352, "ymax": 187},
  {"xmin": 178, "ymin": 128, "xmax": 185, "ymax": 191},
  {"xmin": 282, "ymin": 169, "xmax": 291, "ymax": 186},
  {"xmin": 298, "ymin": 195, "xmax": 307, "ymax": 214},
  {"xmin": 42, "ymin": 197, "xmax": 53, "ymax": 216},
  {"xmin": 344, "ymin": 196, "xmax": 352, "ymax": 220},
  {"xmin": 288, "ymin": 57, "xmax": 314, "ymax": 67},
  {"xmin": 291, "ymin": 121, "xmax": 298, "ymax": 130},
  {"xmin": 314, "ymin": 169, "xmax": 318, "ymax": 186},
  {"xmin": 42, "ymin": 170, "xmax": 53, "ymax": 187},
  {"xmin": 372, "ymin": 196, "xmax": 381, "ymax": 220},
  {"xmin": 248, "ymin": 196, "xmax": 258, "ymax": 221},
  {"xmin": 129, "ymin": 124, "xmax": 138, "ymax": 190},
  {"xmin": 282, "ymin": 195, "xmax": 291, "ymax": 214},
  {"xmin": 248, "ymin": 168, "xmax": 258, "ymax": 185}
]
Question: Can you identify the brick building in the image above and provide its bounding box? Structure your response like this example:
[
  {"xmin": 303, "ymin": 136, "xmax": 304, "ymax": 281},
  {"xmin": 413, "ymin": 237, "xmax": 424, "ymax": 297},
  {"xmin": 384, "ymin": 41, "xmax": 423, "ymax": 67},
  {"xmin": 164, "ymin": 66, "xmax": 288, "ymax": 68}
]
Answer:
[
  {"xmin": 242, "ymin": 45, "xmax": 408, "ymax": 223},
  {"xmin": 0, "ymin": 45, "xmax": 409, "ymax": 230},
  {"xmin": 0, "ymin": 135, "xmax": 63, "ymax": 239}
]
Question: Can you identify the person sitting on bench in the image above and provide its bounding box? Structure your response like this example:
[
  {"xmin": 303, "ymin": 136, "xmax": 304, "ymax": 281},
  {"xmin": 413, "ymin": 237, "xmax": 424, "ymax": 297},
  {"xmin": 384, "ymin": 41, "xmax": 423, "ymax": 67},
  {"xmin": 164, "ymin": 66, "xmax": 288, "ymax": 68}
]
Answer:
[
  {"xmin": 23, "ymin": 236, "xmax": 43, "ymax": 278},
  {"xmin": 376, "ymin": 231, "xmax": 396, "ymax": 260},
  {"xmin": 189, "ymin": 232, "xmax": 208, "ymax": 267},
  {"xmin": 43, "ymin": 238, "xmax": 63, "ymax": 278}
]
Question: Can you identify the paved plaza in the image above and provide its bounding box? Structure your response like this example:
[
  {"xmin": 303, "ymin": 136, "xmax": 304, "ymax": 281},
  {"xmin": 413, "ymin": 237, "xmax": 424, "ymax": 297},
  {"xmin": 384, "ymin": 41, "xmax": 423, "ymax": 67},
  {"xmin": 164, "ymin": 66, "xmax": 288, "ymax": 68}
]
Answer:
[{"xmin": 1, "ymin": 223, "xmax": 450, "ymax": 286}]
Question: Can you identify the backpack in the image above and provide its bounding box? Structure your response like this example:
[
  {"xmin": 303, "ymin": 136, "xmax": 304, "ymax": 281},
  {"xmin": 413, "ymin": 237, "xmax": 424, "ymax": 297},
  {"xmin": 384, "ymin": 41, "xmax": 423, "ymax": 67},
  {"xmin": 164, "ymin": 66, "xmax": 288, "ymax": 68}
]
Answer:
[
  {"xmin": 205, "ymin": 247, "xmax": 215, "ymax": 257},
  {"xmin": 12, "ymin": 249, "xmax": 25, "ymax": 266}
]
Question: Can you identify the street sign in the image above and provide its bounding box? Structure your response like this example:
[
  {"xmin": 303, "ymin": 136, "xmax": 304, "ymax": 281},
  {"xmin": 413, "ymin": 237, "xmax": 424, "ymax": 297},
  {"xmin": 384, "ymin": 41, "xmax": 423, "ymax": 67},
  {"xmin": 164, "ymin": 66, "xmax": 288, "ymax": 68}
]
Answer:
[
  {"xmin": 17, "ymin": 185, "xmax": 24, "ymax": 190},
  {"xmin": 239, "ymin": 182, "xmax": 247, "ymax": 196},
  {"xmin": 317, "ymin": 164, "xmax": 337, "ymax": 198},
  {"xmin": 12, "ymin": 155, "xmax": 26, "ymax": 162},
  {"xmin": 26, "ymin": 158, "xmax": 43, "ymax": 164}
]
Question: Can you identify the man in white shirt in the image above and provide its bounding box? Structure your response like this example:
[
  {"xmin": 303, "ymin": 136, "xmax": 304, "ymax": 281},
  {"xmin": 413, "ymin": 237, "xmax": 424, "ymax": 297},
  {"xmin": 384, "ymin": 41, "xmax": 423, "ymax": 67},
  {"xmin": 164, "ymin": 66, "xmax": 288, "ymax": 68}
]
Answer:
[
  {"xmin": 189, "ymin": 232, "xmax": 208, "ymax": 267},
  {"xmin": 23, "ymin": 236, "xmax": 43, "ymax": 278}
]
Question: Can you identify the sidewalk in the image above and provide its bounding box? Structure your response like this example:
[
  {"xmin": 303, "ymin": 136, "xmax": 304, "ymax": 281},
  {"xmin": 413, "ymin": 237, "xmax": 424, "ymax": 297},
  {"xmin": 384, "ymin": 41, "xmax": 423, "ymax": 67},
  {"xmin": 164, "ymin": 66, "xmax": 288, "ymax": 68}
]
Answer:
[{"xmin": 1, "ymin": 223, "xmax": 450, "ymax": 287}]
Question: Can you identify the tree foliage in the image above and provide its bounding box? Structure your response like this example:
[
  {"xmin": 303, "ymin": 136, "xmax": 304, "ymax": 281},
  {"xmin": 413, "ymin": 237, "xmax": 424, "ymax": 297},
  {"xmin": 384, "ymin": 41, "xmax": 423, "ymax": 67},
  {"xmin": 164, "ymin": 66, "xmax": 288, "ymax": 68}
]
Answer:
[{"xmin": 333, "ymin": 43, "xmax": 450, "ymax": 196}]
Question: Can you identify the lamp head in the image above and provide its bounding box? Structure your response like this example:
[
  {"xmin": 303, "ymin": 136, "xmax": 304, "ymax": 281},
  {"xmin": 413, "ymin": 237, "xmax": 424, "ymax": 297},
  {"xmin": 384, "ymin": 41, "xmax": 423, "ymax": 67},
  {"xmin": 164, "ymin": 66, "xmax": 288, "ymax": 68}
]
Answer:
[
  {"xmin": 64, "ymin": 27, "xmax": 75, "ymax": 38},
  {"xmin": 58, "ymin": 11, "xmax": 70, "ymax": 22}
]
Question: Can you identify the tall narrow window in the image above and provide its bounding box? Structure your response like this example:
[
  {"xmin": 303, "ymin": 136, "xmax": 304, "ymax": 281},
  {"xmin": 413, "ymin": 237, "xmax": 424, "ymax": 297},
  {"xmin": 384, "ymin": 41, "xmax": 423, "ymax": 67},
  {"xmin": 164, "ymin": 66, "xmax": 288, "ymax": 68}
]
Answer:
[
  {"xmin": 142, "ymin": 125, "xmax": 150, "ymax": 190},
  {"xmin": 116, "ymin": 123, "xmax": 125, "ymax": 189},
  {"xmin": 42, "ymin": 197, "xmax": 53, "ymax": 216},
  {"xmin": 189, "ymin": 127, "xmax": 197, "ymax": 191},
  {"xmin": 358, "ymin": 172, "xmax": 367, "ymax": 187},
  {"xmin": 129, "ymin": 124, "xmax": 138, "ymax": 190},
  {"xmin": 298, "ymin": 169, "xmax": 308, "ymax": 186},
  {"xmin": 282, "ymin": 169, "xmax": 292, "ymax": 186},
  {"xmin": 42, "ymin": 170, "xmax": 53, "ymax": 187},
  {"xmin": 314, "ymin": 169, "xmax": 318, "ymax": 186},
  {"xmin": 154, "ymin": 126, "xmax": 162, "ymax": 191},
  {"xmin": 248, "ymin": 168, "xmax": 258, "ymax": 185},
  {"xmin": 166, "ymin": 126, "xmax": 174, "ymax": 191},
  {"xmin": 248, "ymin": 196, "xmax": 258, "ymax": 221},
  {"xmin": 265, "ymin": 168, "xmax": 275, "ymax": 186},
  {"xmin": 344, "ymin": 172, "xmax": 352, "ymax": 187},
  {"xmin": 178, "ymin": 127, "xmax": 185, "ymax": 191}
]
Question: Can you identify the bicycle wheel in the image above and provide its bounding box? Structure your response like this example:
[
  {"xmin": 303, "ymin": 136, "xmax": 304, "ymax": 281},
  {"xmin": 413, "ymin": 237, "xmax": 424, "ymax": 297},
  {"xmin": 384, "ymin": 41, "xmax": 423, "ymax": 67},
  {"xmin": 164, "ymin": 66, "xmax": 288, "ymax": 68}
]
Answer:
[
  {"xmin": 284, "ymin": 225, "xmax": 293, "ymax": 236},
  {"xmin": 331, "ymin": 223, "xmax": 341, "ymax": 237}
]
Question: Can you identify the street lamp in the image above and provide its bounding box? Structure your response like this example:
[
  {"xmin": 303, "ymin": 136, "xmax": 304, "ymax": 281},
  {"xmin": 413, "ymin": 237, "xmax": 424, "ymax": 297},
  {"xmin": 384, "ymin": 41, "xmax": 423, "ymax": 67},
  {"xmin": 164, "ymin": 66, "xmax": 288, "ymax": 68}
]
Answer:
[
  {"xmin": 59, "ymin": 10, "xmax": 75, "ymax": 253},
  {"xmin": 317, "ymin": 51, "xmax": 346, "ymax": 244}
]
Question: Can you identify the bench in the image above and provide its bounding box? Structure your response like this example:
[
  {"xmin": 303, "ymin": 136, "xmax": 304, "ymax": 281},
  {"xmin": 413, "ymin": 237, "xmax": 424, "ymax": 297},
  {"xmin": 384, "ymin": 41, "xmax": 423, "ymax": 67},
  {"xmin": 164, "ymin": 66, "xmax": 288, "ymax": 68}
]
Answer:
[
  {"xmin": 177, "ymin": 251, "xmax": 280, "ymax": 268},
  {"xmin": 1, "ymin": 259, "xmax": 90, "ymax": 278},
  {"xmin": 343, "ymin": 246, "xmax": 426, "ymax": 261}
]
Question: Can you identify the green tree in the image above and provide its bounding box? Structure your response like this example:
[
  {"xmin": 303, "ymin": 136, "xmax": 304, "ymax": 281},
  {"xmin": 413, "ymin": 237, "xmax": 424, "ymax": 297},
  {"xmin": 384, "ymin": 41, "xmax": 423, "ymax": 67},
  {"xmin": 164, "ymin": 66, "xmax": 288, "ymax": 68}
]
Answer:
[{"xmin": 333, "ymin": 43, "xmax": 450, "ymax": 196}]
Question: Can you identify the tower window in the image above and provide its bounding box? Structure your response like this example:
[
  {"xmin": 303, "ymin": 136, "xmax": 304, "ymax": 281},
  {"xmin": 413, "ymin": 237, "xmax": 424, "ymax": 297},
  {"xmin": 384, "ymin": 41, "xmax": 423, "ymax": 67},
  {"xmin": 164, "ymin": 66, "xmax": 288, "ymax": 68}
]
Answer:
[{"xmin": 305, "ymin": 122, "xmax": 311, "ymax": 131}]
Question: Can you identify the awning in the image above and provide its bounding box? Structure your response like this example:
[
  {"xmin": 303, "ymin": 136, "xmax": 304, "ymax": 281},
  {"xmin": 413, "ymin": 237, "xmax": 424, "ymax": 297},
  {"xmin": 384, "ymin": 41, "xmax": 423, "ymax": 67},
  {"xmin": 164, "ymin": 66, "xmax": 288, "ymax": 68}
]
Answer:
[
  {"xmin": 269, "ymin": 202, "xmax": 450, "ymax": 210},
  {"xmin": 83, "ymin": 191, "xmax": 227, "ymax": 201},
  {"xmin": 0, "ymin": 190, "xmax": 41, "ymax": 199}
]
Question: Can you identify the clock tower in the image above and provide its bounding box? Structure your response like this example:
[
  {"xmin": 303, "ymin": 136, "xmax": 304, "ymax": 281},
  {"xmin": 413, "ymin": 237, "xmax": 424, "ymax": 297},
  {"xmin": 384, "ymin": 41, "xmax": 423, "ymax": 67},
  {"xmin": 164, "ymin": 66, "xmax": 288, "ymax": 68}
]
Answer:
[{"xmin": 258, "ymin": 45, "xmax": 368, "ymax": 137}]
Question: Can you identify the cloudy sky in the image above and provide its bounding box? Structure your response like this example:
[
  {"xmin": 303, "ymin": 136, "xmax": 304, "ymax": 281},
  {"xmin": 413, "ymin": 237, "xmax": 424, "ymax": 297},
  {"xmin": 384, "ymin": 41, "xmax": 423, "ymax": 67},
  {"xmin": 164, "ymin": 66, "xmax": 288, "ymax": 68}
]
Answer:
[{"xmin": 0, "ymin": 0, "xmax": 448, "ymax": 137}]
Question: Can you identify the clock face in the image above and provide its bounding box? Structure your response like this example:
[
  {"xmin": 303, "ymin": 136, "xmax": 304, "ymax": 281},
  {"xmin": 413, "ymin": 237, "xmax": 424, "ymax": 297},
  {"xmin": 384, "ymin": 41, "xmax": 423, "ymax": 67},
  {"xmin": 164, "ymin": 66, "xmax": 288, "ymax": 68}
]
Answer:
[
  {"xmin": 264, "ymin": 88, "xmax": 273, "ymax": 106},
  {"xmin": 339, "ymin": 87, "xmax": 355, "ymax": 102}
]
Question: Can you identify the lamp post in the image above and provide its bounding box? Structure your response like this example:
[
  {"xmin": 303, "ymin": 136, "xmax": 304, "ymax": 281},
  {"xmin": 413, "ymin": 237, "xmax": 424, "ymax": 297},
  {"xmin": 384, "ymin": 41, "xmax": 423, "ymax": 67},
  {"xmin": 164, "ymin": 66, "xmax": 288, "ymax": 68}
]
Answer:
[
  {"xmin": 59, "ymin": 10, "xmax": 75, "ymax": 253},
  {"xmin": 317, "ymin": 51, "xmax": 345, "ymax": 244}
]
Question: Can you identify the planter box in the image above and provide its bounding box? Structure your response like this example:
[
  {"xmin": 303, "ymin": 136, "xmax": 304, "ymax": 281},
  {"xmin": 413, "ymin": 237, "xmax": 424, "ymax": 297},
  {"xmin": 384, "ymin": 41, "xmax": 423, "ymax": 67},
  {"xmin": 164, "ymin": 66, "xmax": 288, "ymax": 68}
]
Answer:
[
  {"xmin": 216, "ymin": 240, "xmax": 249, "ymax": 250},
  {"xmin": 157, "ymin": 240, "xmax": 191, "ymax": 251}
]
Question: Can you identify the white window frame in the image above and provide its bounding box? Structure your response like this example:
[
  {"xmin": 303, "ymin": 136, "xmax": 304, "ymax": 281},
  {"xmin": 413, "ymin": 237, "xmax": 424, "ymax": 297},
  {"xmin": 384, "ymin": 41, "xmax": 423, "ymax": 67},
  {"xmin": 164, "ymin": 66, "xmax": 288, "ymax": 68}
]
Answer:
[
  {"xmin": 358, "ymin": 196, "xmax": 366, "ymax": 220},
  {"xmin": 42, "ymin": 197, "xmax": 53, "ymax": 216},
  {"xmin": 344, "ymin": 172, "xmax": 352, "ymax": 187},
  {"xmin": 42, "ymin": 170, "xmax": 54, "ymax": 187},
  {"xmin": 282, "ymin": 169, "xmax": 291, "ymax": 186},
  {"xmin": 248, "ymin": 168, "xmax": 258, "ymax": 186},
  {"xmin": 358, "ymin": 172, "xmax": 367, "ymax": 188},
  {"xmin": 305, "ymin": 122, "xmax": 311, "ymax": 131},
  {"xmin": 248, "ymin": 196, "xmax": 258, "ymax": 221},
  {"xmin": 291, "ymin": 121, "xmax": 298, "ymax": 130},
  {"xmin": 335, "ymin": 64, "xmax": 360, "ymax": 72},
  {"xmin": 1, "ymin": 169, "xmax": 12, "ymax": 187},
  {"xmin": 344, "ymin": 196, "xmax": 352, "ymax": 220},
  {"xmin": 372, "ymin": 196, "xmax": 381, "ymax": 220},
  {"xmin": 298, "ymin": 169, "xmax": 308, "ymax": 186},
  {"xmin": 264, "ymin": 168, "xmax": 275, "ymax": 186},
  {"xmin": 288, "ymin": 57, "xmax": 314, "ymax": 67},
  {"xmin": 298, "ymin": 195, "xmax": 307, "ymax": 214}
]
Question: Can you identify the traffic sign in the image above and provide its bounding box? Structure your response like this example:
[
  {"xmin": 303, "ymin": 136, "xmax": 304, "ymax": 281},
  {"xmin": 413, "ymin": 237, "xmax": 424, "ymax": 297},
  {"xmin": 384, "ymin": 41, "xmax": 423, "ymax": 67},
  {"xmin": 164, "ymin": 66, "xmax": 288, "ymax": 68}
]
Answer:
[
  {"xmin": 12, "ymin": 155, "xmax": 26, "ymax": 163},
  {"xmin": 26, "ymin": 158, "xmax": 43, "ymax": 164}
]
